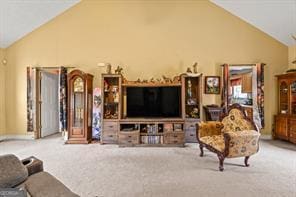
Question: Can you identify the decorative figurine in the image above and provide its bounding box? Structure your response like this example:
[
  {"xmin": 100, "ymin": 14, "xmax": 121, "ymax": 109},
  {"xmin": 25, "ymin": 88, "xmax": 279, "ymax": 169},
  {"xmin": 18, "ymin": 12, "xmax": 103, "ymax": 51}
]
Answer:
[
  {"xmin": 187, "ymin": 79, "xmax": 192, "ymax": 99},
  {"xmin": 186, "ymin": 67, "xmax": 192, "ymax": 73},
  {"xmin": 192, "ymin": 62, "xmax": 198, "ymax": 73},
  {"xmin": 122, "ymin": 77, "xmax": 128, "ymax": 84},
  {"xmin": 104, "ymin": 80, "xmax": 109, "ymax": 92},
  {"xmin": 106, "ymin": 63, "xmax": 112, "ymax": 74},
  {"xmin": 115, "ymin": 66, "xmax": 123, "ymax": 74},
  {"xmin": 190, "ymin": 107, "xmax": 199, "ymax": 118},
  {"xmin": 113, "ymin": 86, "xmax": 119, "ymax": 103},
  {"xmin": 173, "ymin": 76, "xmax": 181, "ymax": 83},
  {"xmin": 162, "ymin": 75, "xmax": 172, "ymax": 83}
]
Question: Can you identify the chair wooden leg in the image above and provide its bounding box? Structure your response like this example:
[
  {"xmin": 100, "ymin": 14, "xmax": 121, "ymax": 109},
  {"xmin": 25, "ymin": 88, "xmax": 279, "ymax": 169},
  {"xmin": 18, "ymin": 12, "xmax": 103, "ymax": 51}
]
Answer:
[
  {"xmin": 199, "ymin": 144, "xmax": 204, "ymax": 157},
  {"xmin": 218, "ymin": 154, "xmax": 225, "ymax": 171},
  {"xmin": 244, "ymin": 156, "xmax": 250, "ymax": 167}
]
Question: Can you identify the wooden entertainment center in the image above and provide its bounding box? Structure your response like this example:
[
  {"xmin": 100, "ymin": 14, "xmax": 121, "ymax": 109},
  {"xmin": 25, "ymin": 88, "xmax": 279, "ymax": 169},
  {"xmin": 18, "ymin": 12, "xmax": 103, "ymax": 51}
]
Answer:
[{"xmin": 101, "ymin": 73, "xmax": 202, "ymax": 147}]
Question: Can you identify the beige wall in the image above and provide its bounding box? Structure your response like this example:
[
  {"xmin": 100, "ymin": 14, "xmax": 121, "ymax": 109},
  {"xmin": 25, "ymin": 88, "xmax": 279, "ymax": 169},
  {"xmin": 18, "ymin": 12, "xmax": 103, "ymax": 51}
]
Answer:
[
  {"xmin": 288, "ymin": 45, "xmax": 296, "ymax": 69},
  {"xmin": 4, "ymin": 0, "xmax": 288, "ymax": 134},
  {"xmin": 0, "ymin": 48, "xmax": 6, "ymax": 135}
]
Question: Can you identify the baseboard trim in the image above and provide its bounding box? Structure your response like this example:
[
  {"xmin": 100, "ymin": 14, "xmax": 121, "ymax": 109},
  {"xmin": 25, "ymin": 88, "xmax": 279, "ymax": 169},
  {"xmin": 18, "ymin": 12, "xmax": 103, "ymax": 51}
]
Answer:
[
  {"xmin": 260, "ymin": 134, "xmax": 272, "ymax": 140},
  {"xmin": 0, "ymin": 134, "xmax": 34, "ymax": 141}
]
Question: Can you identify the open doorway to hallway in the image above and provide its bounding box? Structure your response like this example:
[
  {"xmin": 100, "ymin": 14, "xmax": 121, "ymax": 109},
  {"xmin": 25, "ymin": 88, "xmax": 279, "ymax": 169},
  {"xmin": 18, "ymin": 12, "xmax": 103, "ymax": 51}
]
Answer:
[
  {"xmin": 27, "ymin": 67, "xmax": 68, "ymax": 139},
  {"xmin": 35, "ymin": 68, "xmax": 60, "ymax": 138},
  {"xmin": 222, "ymin": 63, "xmax": 265, "ymax": 130},
  {"xmin": 39, "ymin": 70, "xmax": 59, "ymax": 137}
]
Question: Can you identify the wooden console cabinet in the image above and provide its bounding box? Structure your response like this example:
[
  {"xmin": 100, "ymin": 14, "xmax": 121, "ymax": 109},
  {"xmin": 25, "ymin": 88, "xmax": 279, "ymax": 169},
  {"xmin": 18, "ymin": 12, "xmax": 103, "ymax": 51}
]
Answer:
[
  {"xmin": 118, "ymin": 120, "xmax": 185, "ymax": 147},
  {"xmin": 274, "ymin": 72, "xmax": 296, "ymax": 144},
  {"xmin": 101, "ymin": 73, "xmax": 202, "ymax": 146},
  {"xmin": 67, "ymin": 70, "xmax": 93, "ymax": 144}
]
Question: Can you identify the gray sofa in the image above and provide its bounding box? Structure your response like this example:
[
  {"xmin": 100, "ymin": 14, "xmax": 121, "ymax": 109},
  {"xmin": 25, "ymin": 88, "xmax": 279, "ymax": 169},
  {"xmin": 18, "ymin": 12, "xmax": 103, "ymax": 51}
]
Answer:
[{"xmin": 0, "ymin": 154, "xmax": 79, "ymax": 197}]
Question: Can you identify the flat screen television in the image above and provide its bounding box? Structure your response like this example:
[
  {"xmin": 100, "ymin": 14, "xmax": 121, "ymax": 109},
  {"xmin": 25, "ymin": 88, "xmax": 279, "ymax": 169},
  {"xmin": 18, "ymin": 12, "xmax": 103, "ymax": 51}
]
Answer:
[{"xmin": 126, "ymin": 87, "xmax": 181, "ymax": 118}]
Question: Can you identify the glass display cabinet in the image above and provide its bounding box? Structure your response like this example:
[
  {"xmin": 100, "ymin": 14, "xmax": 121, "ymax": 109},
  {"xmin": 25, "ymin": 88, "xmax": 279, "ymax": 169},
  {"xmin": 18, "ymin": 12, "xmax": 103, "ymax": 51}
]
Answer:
[
  {"xmin": 291, "ymin": 81, "xmax": 296, "ymax": 115},
  {"xmin": 275, "ymin": 73, "xmax": 296, "ymax": 144},
  {"xmin": 279, "ymin": 81, "xmax": 289, "ymax": 114},
  {"xmin": 183, "ymin": 76, "xmax": 201, "ymax": 119},
  {"xmin": 67, "ymin": 70, "xmax": 93, "ymax": 144},
  {"xmin": 181, "ymin": 74, "xmax": 202, "ymax": 143},
  {"xmin": 101, "ymin": 74, "xmax": 122, "ymax": 144}
]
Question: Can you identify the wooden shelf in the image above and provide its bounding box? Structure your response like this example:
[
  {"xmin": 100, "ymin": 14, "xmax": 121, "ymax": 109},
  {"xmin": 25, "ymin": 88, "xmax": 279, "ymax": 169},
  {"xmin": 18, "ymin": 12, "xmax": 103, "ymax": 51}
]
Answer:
[
  {"xmin": 140, "ymin": 133, "xmax": 164, "ymax": 136},
  {"xmin": 104, "ymin": 102, "xmax": 118, "ymax": 105},
  {"xmin": 122, "ymin": 83, "xmax": 182, "ymax": 87},
  {"xmin": 119, "ymin": 118, "xmax": 184, "ymax": 123},
  {"xmin": 119, "ymin": 144, "xmax": 185, "ymax": 148}
]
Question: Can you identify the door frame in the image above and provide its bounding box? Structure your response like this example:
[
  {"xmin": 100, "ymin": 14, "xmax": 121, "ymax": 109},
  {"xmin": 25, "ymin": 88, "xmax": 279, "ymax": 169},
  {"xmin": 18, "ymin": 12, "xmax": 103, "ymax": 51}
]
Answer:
[
  {"xmin": 221, "ymin": 63, "xmax": 265, "ymax": 128},
  {"xmin": 35, "ymin": 68, "xmax": 60, "ymax": 139}
]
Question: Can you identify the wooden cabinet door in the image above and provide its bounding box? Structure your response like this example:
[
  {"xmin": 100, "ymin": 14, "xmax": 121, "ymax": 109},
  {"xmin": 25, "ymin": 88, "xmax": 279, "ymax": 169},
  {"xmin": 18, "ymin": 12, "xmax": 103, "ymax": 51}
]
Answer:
[
  {"xmin": 279, "ymin": 80, "xmax": 289, "ymax": 114},
  {"xmin": 288, "ymin": 118, "xmax": 296, "ymax": 143},
  {"xmin": 242, "ymin": 73, "xmax": 252, "ymax": 93},
  {"xmin": 275, "ymin": 116, "xmax": 289, "ymax": 140}
]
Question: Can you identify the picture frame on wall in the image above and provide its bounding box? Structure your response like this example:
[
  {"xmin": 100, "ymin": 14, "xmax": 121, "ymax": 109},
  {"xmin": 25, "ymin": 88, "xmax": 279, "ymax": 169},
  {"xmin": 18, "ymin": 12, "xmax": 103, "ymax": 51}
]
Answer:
[{"xmin": 205, "ymin": 76, "xmax": 220, "ymax": 94}]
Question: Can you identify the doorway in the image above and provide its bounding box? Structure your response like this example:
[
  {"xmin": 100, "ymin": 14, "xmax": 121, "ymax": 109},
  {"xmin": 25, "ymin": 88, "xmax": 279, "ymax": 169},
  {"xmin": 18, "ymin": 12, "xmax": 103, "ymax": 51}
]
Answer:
[
  {"xmin": 39, "ymin": 70, "xmax": 59, "ymax": 137},
  {"xmin": 222, "ymin": 63, "xmax": 265, "ymax": 129},
  {"xmin": 27, "ymin": 67, "xmax": 68, "ymax": 139}
]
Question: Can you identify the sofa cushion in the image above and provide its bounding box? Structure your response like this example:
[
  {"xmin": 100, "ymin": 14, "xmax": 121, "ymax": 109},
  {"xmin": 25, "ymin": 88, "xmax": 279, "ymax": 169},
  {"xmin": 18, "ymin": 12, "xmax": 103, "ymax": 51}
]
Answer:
[
  {"xmin": 24, "ymin": 172, "xmax": 79, "ymax": 197},
  {"xmin": 221, "ymin": 108, "xmax": 255, "ymax": 133},
  {"xmin": 200, "ymin": 135, "xmax": 225, "ymax": 152},
  {"xmin": 0, "ymin": 154, "xmax": 28, "ymax": 188}
]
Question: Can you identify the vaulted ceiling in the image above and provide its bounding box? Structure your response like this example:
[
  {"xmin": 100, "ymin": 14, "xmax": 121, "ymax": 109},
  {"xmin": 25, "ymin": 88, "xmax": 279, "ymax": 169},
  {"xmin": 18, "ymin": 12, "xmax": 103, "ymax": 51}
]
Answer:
[
  {"xmin": 0, "ymin": 0, "xmax": 80, "ymax": 48},
  {"xmin": 0, "ymin": 0, "xmax": 295, "ymax": 48},
  {"xmin": 211, "ymin": 0, "xmax": 296, "ymax": 46}
]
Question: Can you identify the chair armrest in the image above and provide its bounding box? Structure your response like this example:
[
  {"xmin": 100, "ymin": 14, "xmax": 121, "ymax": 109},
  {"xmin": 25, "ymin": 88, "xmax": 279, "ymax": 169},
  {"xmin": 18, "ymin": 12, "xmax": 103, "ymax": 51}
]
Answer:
[
  {"xmin": 21, "ymin": 156, "xmax": 43, "ymax": 176},
  {"xmin": 224, "ymin": 130, "xmax": 260, "ymax": 158},
  {"xmin": 196, "ymin": 121, "xmax": 224, "ymax": 140}
]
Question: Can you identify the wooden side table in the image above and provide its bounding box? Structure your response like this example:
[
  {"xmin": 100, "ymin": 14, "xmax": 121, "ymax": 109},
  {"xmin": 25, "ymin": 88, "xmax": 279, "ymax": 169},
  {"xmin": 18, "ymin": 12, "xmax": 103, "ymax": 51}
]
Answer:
[{"xmin": 203, "ymin": 105, "xmax": 224, "ymax": 121}]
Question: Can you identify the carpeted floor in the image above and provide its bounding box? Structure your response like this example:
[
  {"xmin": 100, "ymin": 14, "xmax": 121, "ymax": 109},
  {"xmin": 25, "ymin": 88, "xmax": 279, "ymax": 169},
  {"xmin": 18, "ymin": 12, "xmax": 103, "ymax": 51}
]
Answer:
[{"xmin": 0, "ymin": 134, "xmax": 295, "ymax": 197}]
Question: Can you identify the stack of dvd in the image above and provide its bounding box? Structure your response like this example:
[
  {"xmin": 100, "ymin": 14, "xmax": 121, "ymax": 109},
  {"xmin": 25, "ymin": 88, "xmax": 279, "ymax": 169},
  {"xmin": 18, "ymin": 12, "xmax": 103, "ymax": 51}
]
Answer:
[{"xmin": 141, "ymin": 136, "xmax": 164, "ymax": 144}]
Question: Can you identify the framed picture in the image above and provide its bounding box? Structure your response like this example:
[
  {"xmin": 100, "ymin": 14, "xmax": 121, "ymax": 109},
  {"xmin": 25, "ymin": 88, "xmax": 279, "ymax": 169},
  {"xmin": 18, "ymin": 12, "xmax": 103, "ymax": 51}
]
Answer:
[{"xmin": 205, "ymin": 76, "xmax": 220, "ymax": 94}]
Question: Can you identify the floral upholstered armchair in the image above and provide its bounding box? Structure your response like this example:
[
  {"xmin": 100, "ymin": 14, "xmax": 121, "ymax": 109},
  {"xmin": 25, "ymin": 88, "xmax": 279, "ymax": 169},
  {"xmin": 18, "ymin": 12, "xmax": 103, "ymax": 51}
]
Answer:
[{"xmin": 196, "ymin": 104, "xmax": 260, "ymax": 171}]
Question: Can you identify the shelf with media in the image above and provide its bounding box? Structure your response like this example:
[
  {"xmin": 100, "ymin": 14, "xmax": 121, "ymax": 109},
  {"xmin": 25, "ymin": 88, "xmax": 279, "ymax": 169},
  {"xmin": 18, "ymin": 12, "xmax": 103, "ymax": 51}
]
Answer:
[
  {"xmin": 101, "ymin": 72, "xmax": 202, "ymax": 147},
  {"xmin": 118, "ymin": 121, "xmax": 185, "ymax": 147}
]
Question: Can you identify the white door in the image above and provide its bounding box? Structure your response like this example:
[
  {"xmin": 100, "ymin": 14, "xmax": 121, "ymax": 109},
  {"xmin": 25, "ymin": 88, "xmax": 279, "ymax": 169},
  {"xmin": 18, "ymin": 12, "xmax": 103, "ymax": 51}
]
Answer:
[{"xmin": 41, "ymin": 71, "xmax": 59, "ymax": 137}]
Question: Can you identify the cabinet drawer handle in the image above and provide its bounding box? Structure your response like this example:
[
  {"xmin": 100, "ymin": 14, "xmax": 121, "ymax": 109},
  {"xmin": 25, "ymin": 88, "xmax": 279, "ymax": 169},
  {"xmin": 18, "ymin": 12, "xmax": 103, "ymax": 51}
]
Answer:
[
  {"xmin": 108, "ymin": 135, "xmax": 113, "ymax": 137},
  {"xmin": 190, "ymin": 134, "xmax": 194, "ymax": 136},
  {"xmin": 173, "ymin": 140, "xmax": 178, "ymax": 143},
  {"xmin": 128, "ymin": 140, "xmax": 132, "ymax": 143},
  {"xmin": 128, "ymin": 135, "xmax": 132, "ymax": 138},
  {"xmin": 108, "ymin": 125, "xmax": 114, "ymax": 128}
]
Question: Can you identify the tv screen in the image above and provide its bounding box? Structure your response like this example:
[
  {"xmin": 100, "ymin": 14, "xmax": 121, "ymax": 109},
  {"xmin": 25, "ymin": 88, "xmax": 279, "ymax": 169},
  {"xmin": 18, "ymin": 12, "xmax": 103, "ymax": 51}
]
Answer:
[{"xmin": 126, "ymin": 87, "xmax": 181, "ymax": 118}]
